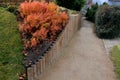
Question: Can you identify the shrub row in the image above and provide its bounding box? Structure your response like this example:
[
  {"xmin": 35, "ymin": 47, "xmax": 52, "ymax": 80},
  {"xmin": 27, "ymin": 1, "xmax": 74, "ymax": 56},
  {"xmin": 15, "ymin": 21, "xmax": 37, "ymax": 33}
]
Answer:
[
  {"xmin": 85, "ymin": 3, "xmax": 99, "ymax": 22},
  {"xmin": 85, "ymin": 2, "xmax": 108, "ymax": 22},
  {"xmin": 95, "ymin": 5, "xmax": 120, "ymax": 39},
  {"xmin": 85, "ymin": 3, "xmax": 120, "ymax": 39},
  {"xmin": 56, "ymin": 0, "xmax": 85, "ymax": 11}
]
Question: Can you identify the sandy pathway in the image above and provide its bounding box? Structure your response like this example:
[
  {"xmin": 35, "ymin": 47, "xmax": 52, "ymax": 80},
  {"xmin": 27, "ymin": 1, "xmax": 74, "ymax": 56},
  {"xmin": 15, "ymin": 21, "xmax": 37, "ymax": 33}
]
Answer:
[{"xmin": 39, "ymin": 20, "xmax": 116, "ymax": 80}]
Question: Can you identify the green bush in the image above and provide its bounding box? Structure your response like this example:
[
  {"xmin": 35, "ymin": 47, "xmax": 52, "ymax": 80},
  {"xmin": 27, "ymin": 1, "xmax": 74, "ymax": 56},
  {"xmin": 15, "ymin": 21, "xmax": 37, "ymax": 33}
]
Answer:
[
  {"xmin": 95, "ymin": 5, "xmax": 120, "ymax": 39},
  {"xmin": 85, "ymin": 2, "xmax": 108, "ymax": 22},
  {"xmin": 85, "ymin": 3, "xmax": 99, "ymax": 22},
  {"xmin": 56, "ymin": 0, "xmax": 85, "ymax": 11}
]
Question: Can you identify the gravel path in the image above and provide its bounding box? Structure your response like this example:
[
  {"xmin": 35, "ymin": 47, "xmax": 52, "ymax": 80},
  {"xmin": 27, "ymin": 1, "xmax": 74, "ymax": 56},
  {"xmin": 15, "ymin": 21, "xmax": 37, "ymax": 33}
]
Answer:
[{"xmin": 39, "ymin": 20, "xmax": 116, "ymax": 80}]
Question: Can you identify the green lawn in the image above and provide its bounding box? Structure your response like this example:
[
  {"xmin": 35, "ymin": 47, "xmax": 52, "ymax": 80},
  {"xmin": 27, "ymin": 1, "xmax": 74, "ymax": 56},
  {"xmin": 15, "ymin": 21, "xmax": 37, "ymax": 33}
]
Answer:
[
  {"xmin": 111, "ymin": 45, "xmax": 120, "ymax": 80},
  {"xmin": 0, "ymin": 7, "xmax": 25, "ymax": 80}
]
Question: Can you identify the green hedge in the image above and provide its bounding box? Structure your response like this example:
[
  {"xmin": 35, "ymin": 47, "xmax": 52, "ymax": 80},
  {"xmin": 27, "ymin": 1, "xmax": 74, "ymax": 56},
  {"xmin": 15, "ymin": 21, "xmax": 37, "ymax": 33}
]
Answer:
[
  {"xmin": 95, "ymin": 5, "xmax": 120, "ymax": 39},
  {"xmin": 85, "ymin": 3, "xmax": 99, "ymax": 22},
  {"xmin": 56, "ymin": 0, "xmax": 85, "ymax": 11},
  {"xmin": 85, "ymin": 2, "xmax": 108, "ymax": 22}
]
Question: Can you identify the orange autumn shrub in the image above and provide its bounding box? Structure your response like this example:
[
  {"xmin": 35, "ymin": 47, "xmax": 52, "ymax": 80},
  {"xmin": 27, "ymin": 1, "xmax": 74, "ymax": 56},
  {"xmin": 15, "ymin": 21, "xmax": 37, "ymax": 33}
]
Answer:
[{"xmin": 19, "ymin": 1, "xmax": 69, "ymax": 47}]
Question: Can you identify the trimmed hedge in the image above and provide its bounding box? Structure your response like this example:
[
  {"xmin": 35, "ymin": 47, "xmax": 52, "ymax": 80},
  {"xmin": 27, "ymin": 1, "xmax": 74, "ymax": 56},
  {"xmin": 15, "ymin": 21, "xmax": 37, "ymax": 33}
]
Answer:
[{"xmin": 95, "ymin": 5, "xmax": 120, "ymax": 39}]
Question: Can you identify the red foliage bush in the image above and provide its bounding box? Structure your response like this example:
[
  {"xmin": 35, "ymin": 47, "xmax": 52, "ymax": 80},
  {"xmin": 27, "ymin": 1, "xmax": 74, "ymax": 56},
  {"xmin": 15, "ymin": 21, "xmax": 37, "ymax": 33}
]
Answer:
[{"xmin": 19, "ymin": 1, "xmax": 69, "ymax": 48}]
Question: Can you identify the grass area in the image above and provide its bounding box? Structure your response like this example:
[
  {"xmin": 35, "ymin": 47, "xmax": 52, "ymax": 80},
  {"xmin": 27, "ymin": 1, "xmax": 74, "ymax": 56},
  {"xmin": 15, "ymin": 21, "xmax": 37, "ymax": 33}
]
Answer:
[
  {"xmin": 111, "ymin": 45, "xmax": 120, "ymax": 80},
  {"xmin": 0, "ymin": 7, "xmax": 25, "ymax": 80}
]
